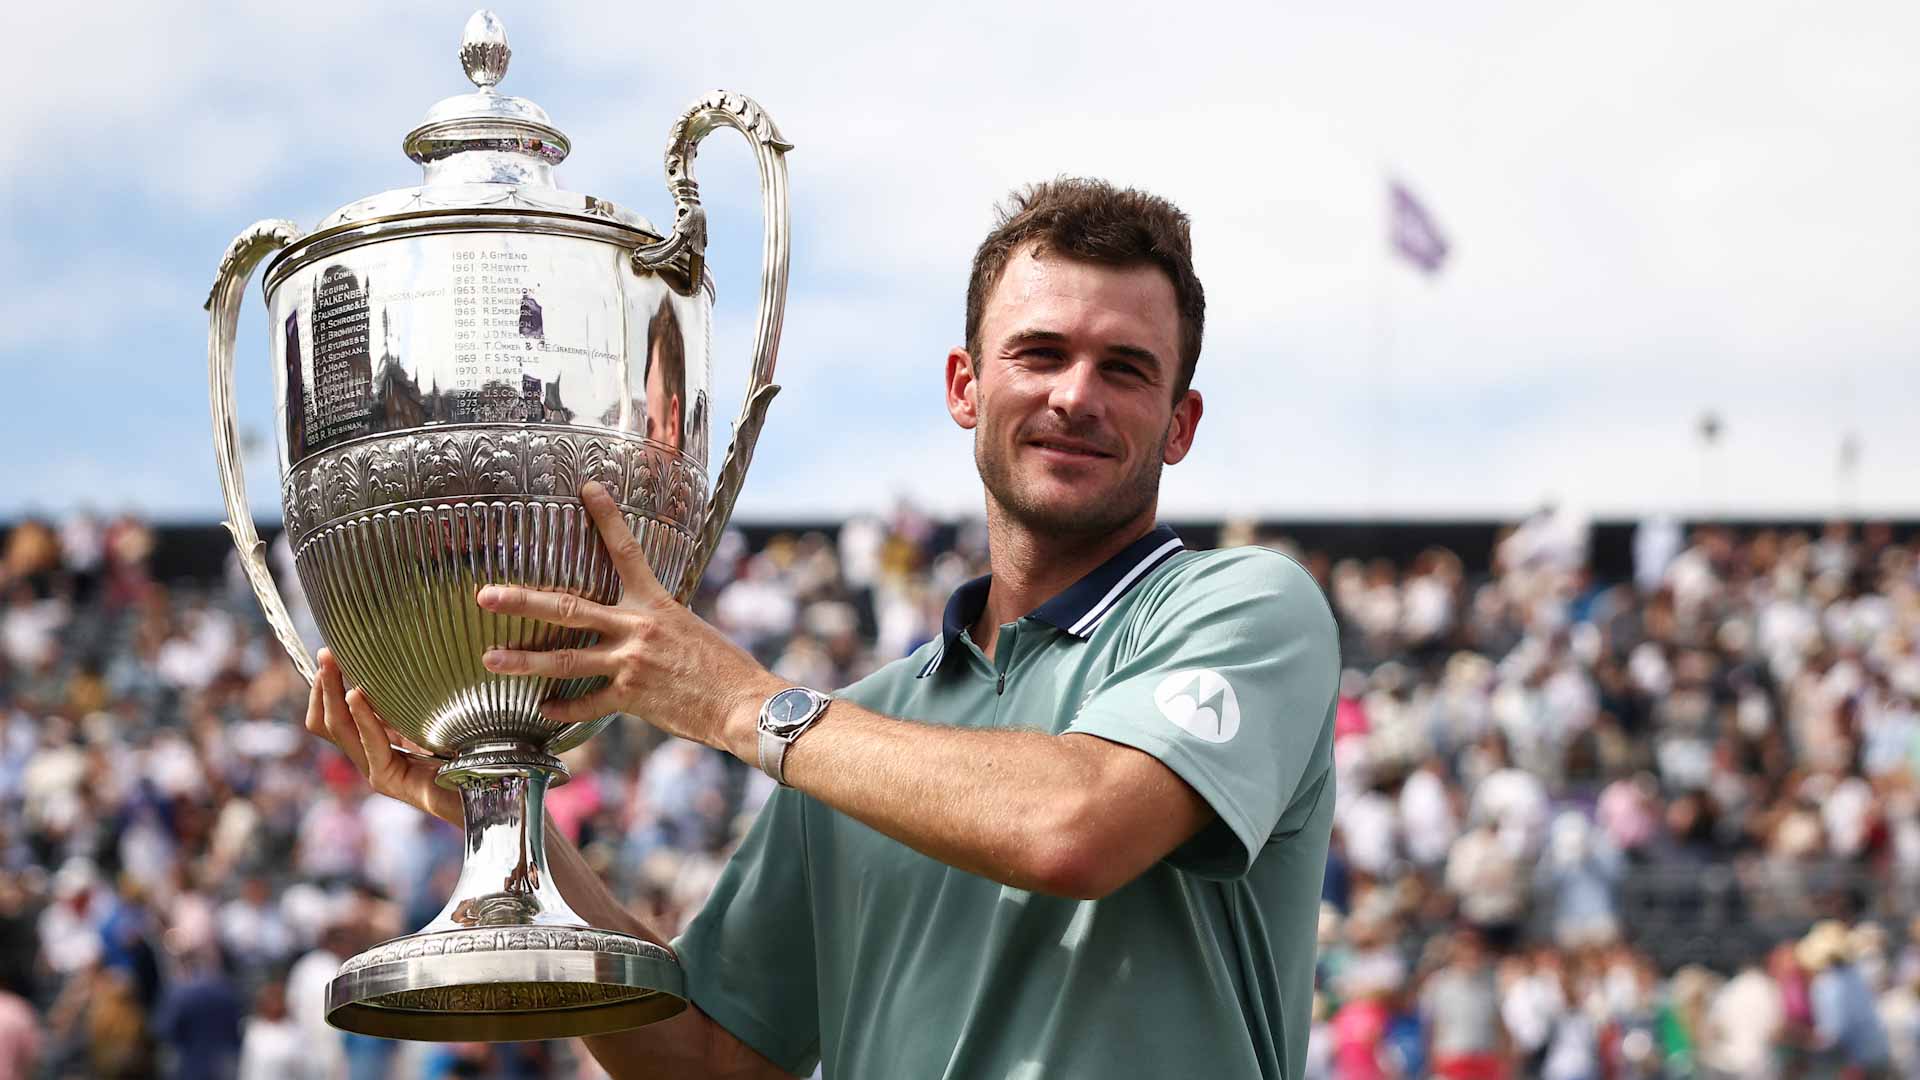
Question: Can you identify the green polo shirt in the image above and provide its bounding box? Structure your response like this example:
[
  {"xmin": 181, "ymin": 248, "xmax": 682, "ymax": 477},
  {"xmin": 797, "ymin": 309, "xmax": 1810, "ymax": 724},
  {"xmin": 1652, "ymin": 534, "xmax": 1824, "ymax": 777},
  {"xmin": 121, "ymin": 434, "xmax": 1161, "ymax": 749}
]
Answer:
[{"xmin": 674, "ymin": 526, "xmax": 1339, "ymax": 1078}]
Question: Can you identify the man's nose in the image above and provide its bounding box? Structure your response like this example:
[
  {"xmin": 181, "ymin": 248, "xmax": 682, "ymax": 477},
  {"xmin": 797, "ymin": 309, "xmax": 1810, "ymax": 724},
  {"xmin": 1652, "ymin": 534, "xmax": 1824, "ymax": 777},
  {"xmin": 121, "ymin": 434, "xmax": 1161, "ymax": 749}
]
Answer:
[{"xmin": 1046, "ymin": 357, "xmax": 1104, "ymax": 419}]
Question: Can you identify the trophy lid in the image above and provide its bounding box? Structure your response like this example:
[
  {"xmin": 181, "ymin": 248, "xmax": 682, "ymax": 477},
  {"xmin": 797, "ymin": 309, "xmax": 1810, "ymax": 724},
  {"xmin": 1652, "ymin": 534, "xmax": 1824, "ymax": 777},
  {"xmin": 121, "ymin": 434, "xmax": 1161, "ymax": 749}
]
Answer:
[
  {"xmin": 294, "ymin": 10, "xmax": 660, "ymax": 241},
  {"xmin": 403, "ymin": 11, "xmax": 570, "ymax": 182}
]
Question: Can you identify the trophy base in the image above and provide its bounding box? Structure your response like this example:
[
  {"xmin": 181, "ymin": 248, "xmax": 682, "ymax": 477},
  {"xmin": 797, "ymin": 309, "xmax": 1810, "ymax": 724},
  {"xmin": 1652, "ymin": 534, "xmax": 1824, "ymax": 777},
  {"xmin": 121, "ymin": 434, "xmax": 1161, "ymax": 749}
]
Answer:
[
  {"xmin": 325, "ymin": 745, "xmax": 687, "ymax": 1041},
  {"xmin": 325, "ymin": 926, "xmax": 686, "ymax": 1041}
]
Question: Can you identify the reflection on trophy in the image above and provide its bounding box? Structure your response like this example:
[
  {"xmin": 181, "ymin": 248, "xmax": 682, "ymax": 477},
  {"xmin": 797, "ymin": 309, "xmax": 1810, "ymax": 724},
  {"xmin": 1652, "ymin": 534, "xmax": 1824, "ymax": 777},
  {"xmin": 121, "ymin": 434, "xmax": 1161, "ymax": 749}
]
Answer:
[
  {"xmin": 645, "ymin": 296, "xmax": 687, "ymax": 452},
  {"xmin": 203, "ymin": 10, "xmax": 790, "ymax": 1041}
]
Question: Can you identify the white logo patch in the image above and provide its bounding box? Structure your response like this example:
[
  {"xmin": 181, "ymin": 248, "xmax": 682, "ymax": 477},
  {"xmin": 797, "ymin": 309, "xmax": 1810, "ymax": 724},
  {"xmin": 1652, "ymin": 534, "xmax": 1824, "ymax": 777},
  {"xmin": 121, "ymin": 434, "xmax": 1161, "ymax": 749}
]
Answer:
[{"xmin": 1153, "ymin": 669, "xmax": 1241, "ymax": 743}]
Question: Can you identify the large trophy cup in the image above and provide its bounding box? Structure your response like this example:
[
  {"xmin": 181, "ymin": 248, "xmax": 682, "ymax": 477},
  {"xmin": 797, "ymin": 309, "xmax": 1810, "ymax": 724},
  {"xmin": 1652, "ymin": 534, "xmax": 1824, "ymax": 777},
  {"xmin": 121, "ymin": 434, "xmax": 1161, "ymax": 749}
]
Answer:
[{"xmin": 204, "ymin": 11, "xmax": 789, "ymax": 1041}]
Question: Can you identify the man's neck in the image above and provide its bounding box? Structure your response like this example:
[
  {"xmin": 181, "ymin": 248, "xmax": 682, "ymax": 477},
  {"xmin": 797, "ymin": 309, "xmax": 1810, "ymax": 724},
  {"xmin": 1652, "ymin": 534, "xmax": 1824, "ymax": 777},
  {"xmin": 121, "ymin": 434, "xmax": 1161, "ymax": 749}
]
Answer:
[{"xmin": 970, "ymin": 502, "xmax": 1158, "ymax": 660}]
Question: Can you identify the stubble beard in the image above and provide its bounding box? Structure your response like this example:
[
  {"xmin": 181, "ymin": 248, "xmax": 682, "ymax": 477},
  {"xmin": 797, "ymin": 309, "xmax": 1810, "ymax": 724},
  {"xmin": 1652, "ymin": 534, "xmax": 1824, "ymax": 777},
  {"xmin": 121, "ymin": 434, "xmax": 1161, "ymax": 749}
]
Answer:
[{"xmin": 974, "ymin": 402, "xmax": 1167, "ymax": 543}]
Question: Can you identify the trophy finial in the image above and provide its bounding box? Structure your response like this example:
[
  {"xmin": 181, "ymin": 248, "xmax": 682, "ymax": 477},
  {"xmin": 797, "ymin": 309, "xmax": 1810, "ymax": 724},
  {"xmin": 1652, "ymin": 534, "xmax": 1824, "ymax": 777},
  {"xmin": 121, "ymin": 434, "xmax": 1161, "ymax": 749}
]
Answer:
[
  {"xmin": 406, "ymin": 9, "xmax": 568, "ymax": 180},
  {"xmin": 460, "ymin": 10, "xmax": 511, "ymax": 90}
]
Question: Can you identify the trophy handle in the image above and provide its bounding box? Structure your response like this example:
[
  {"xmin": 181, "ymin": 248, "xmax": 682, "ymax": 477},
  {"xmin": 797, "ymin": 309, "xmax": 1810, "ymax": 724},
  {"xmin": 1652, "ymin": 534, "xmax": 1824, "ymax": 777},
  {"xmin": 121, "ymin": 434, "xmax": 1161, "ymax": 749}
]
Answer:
[
  {"xmin": 204, "ymin": 220, "xmax": 318, "ymax": 684},
  {"xmin": 632, "ymin": 91, "xmax": 792, "ymax": 601}
]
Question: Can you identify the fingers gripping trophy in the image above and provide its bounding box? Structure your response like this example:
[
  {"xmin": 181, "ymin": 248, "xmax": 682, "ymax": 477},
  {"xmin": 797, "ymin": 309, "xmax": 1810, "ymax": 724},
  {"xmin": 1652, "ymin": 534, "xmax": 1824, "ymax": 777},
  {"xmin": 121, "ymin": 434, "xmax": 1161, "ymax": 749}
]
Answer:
[{"xmin": 203, "ymin": 11, "xmax": 790, "ymax": 1041}]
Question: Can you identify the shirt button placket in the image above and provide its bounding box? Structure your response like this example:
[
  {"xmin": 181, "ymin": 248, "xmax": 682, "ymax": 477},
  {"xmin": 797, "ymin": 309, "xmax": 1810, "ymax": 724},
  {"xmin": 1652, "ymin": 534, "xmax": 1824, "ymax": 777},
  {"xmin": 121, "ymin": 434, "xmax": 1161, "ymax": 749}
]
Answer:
[{"xmin": 992, "ymin": 624, "xmax": 1017, "ymax": 728}]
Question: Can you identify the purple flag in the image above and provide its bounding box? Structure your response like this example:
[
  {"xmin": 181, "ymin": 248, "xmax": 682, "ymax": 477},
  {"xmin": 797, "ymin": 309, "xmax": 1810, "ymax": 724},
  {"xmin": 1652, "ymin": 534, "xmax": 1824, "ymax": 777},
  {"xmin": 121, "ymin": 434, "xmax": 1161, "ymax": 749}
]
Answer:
[{"xmin": 1389, "ymin": 181, "xmax": 1449, "ymax": 274}]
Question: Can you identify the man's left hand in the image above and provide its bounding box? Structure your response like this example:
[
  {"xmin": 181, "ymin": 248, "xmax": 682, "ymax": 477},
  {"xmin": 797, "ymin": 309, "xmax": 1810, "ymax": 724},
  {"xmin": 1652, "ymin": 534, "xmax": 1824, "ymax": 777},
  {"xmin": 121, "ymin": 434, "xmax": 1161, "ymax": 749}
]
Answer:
[{"xmin": 476, "ymin": 481, "xmax": 781, "ymax": 757}]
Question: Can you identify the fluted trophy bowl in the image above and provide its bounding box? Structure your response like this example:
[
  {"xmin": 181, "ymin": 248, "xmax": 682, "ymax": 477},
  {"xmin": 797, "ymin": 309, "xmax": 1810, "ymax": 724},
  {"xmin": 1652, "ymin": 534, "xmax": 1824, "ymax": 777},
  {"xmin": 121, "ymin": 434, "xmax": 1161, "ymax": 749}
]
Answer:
[{"xmin": 203, "ymin": 11, "xmax": 790, "ymax": 1041}]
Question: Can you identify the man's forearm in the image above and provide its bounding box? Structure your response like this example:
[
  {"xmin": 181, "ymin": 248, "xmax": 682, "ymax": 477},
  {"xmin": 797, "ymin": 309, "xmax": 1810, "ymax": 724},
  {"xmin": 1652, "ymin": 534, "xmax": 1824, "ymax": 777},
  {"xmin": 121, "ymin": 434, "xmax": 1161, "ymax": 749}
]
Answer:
[
  {"xmin": 741, "ymin": 700, "xmax": 1207, "ymax": 899},
  {"xmin": 544, "ymin": 820, "xmax": 787, "ymax": 1080},
  {"xmin": 782, "ymin": 706, "xmax": 1098, "ymax": 893}
]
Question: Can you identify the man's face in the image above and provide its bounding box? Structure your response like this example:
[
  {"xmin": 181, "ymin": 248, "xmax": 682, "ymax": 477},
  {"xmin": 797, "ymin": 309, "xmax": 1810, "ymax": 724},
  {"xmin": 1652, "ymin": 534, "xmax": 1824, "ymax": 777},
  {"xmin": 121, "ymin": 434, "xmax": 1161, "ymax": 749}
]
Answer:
[
  {"xmin": 644, "ymin": 343, "xmax": 682, "ymax": 451},
  {"xmin": 948, "ymin": 246, "xmax": 1201, "ymax": 540}
]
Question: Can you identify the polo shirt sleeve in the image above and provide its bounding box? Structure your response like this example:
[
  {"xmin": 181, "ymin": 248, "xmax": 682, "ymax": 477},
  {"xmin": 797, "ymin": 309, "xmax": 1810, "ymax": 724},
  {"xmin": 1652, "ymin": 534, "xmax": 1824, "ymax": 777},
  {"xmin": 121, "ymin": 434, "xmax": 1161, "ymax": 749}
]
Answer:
[
  {"xmin": 1065, "ymin": 550, "xmax": 1339, "ymax": 879},
  {"xmin": 671, "ymin": 786, "xmax": 821, "ymax": 1076}
]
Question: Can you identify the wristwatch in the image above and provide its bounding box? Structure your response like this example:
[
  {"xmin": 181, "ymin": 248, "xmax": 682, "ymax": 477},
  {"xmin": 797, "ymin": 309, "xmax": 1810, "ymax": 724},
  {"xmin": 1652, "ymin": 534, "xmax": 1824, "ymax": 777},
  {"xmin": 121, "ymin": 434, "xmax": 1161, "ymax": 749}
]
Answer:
[{"xmin": 756, "ymin": 686, "xmax": 831, "ymax": 786}]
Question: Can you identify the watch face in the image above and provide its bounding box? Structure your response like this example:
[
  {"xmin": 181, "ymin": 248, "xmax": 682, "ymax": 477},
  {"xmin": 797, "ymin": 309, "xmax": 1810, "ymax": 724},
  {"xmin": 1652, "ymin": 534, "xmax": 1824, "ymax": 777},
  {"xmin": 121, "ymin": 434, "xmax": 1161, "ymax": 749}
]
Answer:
[{"xmin": 766, "ymin": 688, "xmax": 818, "ymax": 735}]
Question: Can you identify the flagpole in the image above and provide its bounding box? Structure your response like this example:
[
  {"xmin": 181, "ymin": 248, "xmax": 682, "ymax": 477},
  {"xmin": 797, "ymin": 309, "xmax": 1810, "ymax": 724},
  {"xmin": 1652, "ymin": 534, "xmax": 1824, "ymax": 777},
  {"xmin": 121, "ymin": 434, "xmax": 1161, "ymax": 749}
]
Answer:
[
  {"xmin": 1695, "ymin": 411, "xmax": 1723, "ymax": 523},
  {"xmin": 1838, "ymin": 432, "xmax": 1860, "ymax": 520},
  {"xmin": 1380, "ymin": 177, "xmax": 1449, "ymax": 518},
  {"xmin": 1369, "ymin": 193, "xmax": 1392, "ymax": 518}
]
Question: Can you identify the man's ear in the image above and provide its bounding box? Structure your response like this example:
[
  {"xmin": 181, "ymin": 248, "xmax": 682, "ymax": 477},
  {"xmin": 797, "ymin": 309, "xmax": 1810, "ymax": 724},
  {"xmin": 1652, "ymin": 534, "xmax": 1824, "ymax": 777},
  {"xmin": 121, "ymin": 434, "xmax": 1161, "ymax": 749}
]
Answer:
[
  {"xmin": 945, "ymin": 348, "xmax": 980, "ymax": 430},
  {"xmin": 1162, "ymin": 389, "xmax": 1203, "ymax": 465}
]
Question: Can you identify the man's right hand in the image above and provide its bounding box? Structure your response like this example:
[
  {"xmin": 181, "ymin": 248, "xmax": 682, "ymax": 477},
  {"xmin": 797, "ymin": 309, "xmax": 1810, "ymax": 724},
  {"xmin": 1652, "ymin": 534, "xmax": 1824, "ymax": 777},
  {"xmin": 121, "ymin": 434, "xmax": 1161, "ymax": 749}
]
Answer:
[{"xmin": 304, "ymin": 648, "xmax": 462, "ymax": 826}]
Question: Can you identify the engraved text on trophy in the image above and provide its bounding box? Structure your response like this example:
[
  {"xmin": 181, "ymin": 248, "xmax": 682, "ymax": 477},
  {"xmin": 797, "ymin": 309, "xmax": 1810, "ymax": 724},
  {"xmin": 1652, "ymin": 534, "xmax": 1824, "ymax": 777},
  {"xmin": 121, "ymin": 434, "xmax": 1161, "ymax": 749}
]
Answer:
[
  {"xmin": 310, "ymin": 265, "xmax": 375, "ymax": 449},
  {"xmin": 451, "ymin": 247, "xmax": 540, "ymax": 424}
]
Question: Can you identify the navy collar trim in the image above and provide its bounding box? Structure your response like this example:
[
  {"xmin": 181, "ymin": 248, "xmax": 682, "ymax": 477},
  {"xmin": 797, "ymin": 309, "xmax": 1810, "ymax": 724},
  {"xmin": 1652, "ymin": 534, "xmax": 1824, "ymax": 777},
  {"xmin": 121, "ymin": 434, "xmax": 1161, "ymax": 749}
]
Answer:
[{"xmin": 916, "ymin": 525, "xmax": 1185, "ymax": 678}]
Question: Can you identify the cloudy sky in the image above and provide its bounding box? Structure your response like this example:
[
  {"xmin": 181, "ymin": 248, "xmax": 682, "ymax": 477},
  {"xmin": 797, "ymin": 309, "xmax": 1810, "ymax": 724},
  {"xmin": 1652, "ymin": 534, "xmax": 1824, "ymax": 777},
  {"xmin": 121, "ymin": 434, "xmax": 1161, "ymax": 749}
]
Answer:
[{"xmin": 6, "ymin": 1, "xmax": 1916, "ymax": 523}]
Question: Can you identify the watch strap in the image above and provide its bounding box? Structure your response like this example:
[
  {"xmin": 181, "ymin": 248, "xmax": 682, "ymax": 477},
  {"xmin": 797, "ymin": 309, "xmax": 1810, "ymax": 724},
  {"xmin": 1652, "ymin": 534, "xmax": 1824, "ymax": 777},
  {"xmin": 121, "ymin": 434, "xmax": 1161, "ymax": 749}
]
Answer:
[{"xmin": 758, "ymin": 725, "xmax": 791, "ymax": 786}]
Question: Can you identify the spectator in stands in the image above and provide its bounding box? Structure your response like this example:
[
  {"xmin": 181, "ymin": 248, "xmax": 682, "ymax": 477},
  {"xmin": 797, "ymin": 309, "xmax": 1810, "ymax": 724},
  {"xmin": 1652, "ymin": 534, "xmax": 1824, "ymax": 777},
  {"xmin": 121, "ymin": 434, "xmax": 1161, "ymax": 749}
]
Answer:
[
  {"xmin": 1800, "ymin": 920, "xmax": 1894, "ymax": 1077},
  {"xmin": 236, "ymin": 979, "xmax": 301, "ymax": 1080},
  {"xmin": 1329, "ymin": 960, "xmax": 1397, "ymax": 1080},
  {"xmin": 1445, "ymin": 823, "xmax": 1527, "ymax": 951},
  {"xmin": 1423, "ymin": 929, "xmax": 1509, "ymax": 1079},
  {"xmin": 285, "ymin": 921, "xmax": 352, "ymax": 1080},
  {"xmin": 47, "ymin": 961, "xmax": 152, "ymax": 1079},
  {"xmin": 0, "ymin": 968, "xmax": 40, "ymax": 1080},
  {"xmin": 1701, "ymin": 949, "xmax": 1784, "ymax": 1078},
  {"xmin": 152, "ymin": 947, "xmax": 244, "ymax": 1080}
]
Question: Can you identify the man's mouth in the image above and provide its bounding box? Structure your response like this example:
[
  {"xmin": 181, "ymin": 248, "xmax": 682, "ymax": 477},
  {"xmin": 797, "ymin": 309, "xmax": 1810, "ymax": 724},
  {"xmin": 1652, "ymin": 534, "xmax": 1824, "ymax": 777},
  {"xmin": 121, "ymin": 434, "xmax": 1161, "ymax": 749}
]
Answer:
[{"xmin": 1026, "ymin": 437, "xmax": 1114, "ymax": 460}]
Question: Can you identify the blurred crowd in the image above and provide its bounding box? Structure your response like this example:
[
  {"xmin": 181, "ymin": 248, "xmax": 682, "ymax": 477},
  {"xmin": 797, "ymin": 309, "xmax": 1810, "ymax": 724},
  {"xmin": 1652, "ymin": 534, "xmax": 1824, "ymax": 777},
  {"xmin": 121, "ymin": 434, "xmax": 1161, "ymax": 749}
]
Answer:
[
  {"xmin": 0, "ymin": 505, "xmax": 1915, "ymax": 1078},
  {"xmin": 1302, "ymin": 510, "xmax": 1920, "ymax": 1079},
  {"xmin": 0, "ymin": 506, "xmax": 966, "ymax": 1080}
]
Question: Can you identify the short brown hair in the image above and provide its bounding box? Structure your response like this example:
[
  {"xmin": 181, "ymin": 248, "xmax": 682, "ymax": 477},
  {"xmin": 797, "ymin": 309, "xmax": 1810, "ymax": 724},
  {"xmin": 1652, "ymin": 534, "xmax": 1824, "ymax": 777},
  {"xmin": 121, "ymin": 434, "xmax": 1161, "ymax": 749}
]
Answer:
[
  {"xmin": 965, "ymin": 177, "xmax": 1205, "ymax": 398},
  {"xmin": 645, "ymin": 295, "xmax": 685, "ymax": 406}
]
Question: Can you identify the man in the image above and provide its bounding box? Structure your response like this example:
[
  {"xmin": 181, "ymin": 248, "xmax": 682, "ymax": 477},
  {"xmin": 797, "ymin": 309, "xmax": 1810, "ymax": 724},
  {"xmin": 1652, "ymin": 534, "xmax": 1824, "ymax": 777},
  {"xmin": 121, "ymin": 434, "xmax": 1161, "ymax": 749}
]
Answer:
[
  {"xmin": 308, "ymin": 178, "xmax": 1340, "ymax": 1078},
  {"xmin": 644, "ymin": 294, "xmax": 686, "ymax": 452},
  {"xmin": 1420, "ymin": 930, "xmax": 1509, "ymax": 1080},
  {"xmin": 1799, "ymin": 920, "xmax": 1894, "ymax": 1078}
]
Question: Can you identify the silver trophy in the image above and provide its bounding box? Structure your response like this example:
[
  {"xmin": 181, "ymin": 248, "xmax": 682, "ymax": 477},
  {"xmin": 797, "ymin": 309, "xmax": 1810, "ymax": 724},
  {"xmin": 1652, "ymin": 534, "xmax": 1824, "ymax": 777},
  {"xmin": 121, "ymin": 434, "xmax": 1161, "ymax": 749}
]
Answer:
[{"xmin": 204, "ymin": 11, "xmax": 789, "ymax": 1041}]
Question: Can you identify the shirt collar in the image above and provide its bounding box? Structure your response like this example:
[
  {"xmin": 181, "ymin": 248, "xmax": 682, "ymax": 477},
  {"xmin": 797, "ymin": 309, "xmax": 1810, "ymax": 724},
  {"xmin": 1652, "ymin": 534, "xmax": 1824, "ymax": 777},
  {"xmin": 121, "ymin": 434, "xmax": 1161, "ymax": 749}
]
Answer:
[{"xmin": 917, "ymin": 524, "xmax": 1185, "ymax": 679}]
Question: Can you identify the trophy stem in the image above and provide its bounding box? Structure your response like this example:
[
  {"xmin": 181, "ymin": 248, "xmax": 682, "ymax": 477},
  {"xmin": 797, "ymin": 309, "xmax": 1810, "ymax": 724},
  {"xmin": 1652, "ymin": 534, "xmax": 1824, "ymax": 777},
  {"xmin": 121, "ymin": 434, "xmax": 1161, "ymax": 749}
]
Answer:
[
  {"xmin": 325, "ymin": 741, "xmax": 687, "ymax": 1041},
  {"xmin": 422, "ymin": 743, "xmax": 584, "ymax": 933}
]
